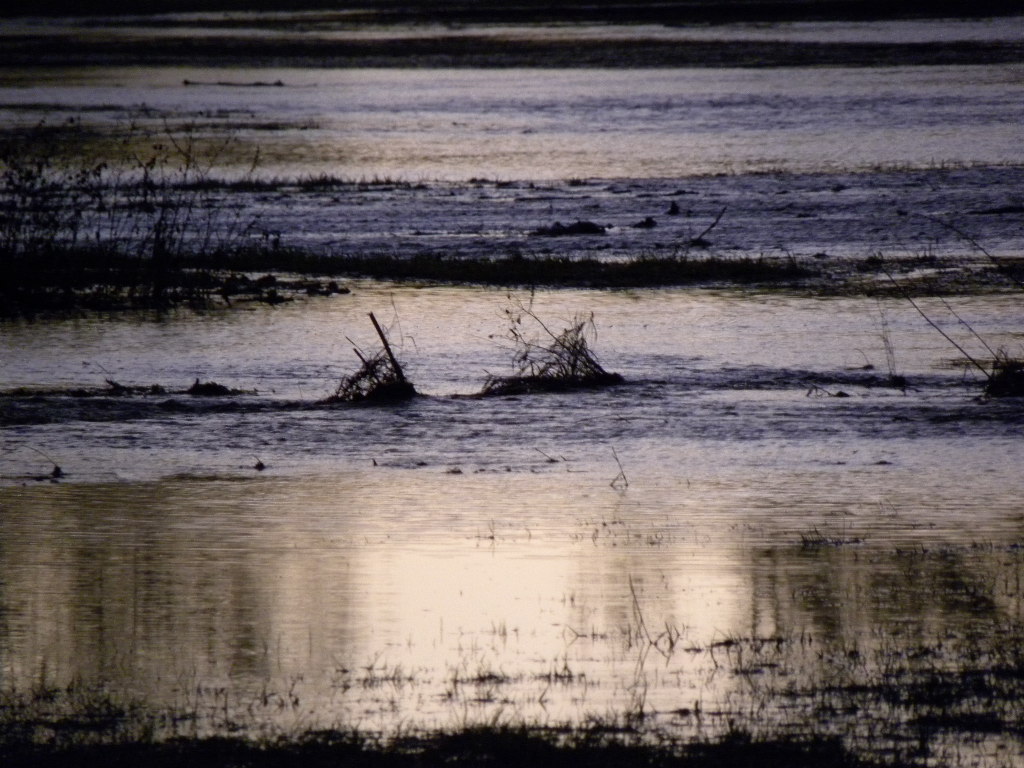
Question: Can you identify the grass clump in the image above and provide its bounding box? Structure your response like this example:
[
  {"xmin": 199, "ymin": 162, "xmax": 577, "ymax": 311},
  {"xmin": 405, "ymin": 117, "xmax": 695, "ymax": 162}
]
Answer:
[{"xmin": 481, "ymin": 300, "xmax": 623, "ymax": 396}]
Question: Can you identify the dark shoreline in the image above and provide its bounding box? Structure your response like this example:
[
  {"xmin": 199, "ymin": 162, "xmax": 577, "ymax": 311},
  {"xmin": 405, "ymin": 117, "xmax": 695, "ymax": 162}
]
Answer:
[
  {"xmin": 5, "ymin": 35, "xmax": 1022, "ymax": 69},
  {"xmin": 4, "ymin": 245, "xmax": 1019, "ymax": 320},
  {"xmin": 0, "ymin": 728, "xmax": 890, "ymax": 768},
  {"xmin": 3, "ymin": 1, "xmax": 1023, "ymax": 69},
  {"xmin": 4, "ymin": 0, "xmax": 1022, "ymax": 24}
]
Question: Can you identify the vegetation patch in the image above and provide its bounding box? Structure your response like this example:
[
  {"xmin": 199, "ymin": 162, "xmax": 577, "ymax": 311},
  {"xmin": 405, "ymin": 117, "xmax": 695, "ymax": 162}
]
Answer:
[
  {"xmin": 984, "ymin": 353, "xmax": 1024, "ymax": 398},
  {"xmin": 0, "ymin": 123, "xmax": 354, "ymax": 317},
  {"xmin": 480, "ymin": 302, "xmax": 623, "ymax": 396},
  {"xmin": 323, "ymin": 313, "xmax": 417, "ymax": 404},
  {"xmin": 311, "ymin": 252, "xmax": 814, "ymax": 289},
  {"xmin": 0, "ymin": 123, "xmax": 817, "ymax": 317}
]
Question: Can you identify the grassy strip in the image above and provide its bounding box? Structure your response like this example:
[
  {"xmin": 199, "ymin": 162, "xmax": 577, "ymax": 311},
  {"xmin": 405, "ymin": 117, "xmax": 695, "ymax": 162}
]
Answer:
[
  {"xmin": 0, "ymin": 246, "xmax": 348, "ymax": 316},
  {"xmin": 1, "ymin": 726, "xmax": 883, "ymax": 768},
  {"xmin": 271, "ymin": 251, "xmax": 815, "ymax": 289},
  {"xmin": 1, "ymin": 246, "xmax": 813, "ymax": 316},
  {"xmin": 6, "ymin": 244, "xmax": 1021, "ymax": 319},
  {"xmin": 5, "ymin": 35, "xmax": 1022, "ymax": 69}
]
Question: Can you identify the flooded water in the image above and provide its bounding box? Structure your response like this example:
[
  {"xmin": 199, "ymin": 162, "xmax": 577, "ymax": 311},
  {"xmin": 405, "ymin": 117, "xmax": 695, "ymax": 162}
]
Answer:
[
  {"xmin": 3, "ymin": 64, "xmax": 1023, "ymax": 180},
  {"xmin": 2, "ymin": 12, "xmax": 1024, "ymax": 766},
  {"xmin": 4, "ymin": 288, "xmax": 1024, "ymax": 757}
]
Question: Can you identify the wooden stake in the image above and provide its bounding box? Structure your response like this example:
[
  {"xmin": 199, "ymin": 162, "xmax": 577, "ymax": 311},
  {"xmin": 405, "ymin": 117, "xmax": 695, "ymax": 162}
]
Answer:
[{"xmin": 369, "ymin": 312, "xmax": 405, "ymax": 383}]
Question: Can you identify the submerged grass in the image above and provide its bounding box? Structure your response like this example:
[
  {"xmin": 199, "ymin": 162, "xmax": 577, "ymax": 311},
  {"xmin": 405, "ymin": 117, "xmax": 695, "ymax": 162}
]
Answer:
[
  {"xmin": 0, "ymin": 733, "xmax": 884, "ymax": 768},
  {"xmin": 1, "ymin": 652, "xmax": 1006, "ymax": 768},
  {"xmin": 0, "ymin": 121, "xmax": 815, "ymax": 317}
]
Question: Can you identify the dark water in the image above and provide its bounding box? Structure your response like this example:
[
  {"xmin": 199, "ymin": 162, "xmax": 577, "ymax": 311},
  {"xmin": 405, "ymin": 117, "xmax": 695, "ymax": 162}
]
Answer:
[{"xmin": 2, "ymin": 13, "xmax": 1024, "ymax": 765}]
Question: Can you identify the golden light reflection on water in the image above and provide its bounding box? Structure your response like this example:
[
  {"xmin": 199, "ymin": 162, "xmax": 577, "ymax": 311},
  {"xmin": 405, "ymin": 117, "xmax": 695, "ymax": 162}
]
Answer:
[
  {"xmin": 3, "ymin": 465, "xmax": 1023, "ymax": 737},
  {"xmin": 0, "ymin": 472, "xmax": 746, "ymax": 724}
]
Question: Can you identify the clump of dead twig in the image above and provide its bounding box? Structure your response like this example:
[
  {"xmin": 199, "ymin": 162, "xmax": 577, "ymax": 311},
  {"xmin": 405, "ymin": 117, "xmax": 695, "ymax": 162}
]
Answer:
[
  {"xmin": 325, "ymin": 312, "xmax": 417, "ymax": 404},
  {"xmin": 480, "ymin": 299, "xmax": 623, "ymax": 397},
  {"xmin": 327, "ymin": 349, "xmax": 415, "ymax": 403}
]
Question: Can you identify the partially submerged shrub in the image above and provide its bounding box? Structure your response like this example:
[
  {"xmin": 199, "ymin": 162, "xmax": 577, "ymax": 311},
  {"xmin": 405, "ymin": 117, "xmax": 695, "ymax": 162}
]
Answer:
[
  {"xmin": 325, "ymin": 313, "xmax": 416, "ymax": 404},
  {"xmin": 481, "ymin": 301, "xmax": 623, "ymax": 396},
  {"xmin": 886, "ymin": 265, "xmax": 1022, "ymax": 399},
  {"xmin": 327, "ymin": 349, "xmax": 416, "ymax": 403},
  {"xmin": 186, "ymin": 378, "xmax": 234, "ymax": 397},
  {"xmin": 985, "ymin": 353, "xmax": 1024, "ymax": 397}
]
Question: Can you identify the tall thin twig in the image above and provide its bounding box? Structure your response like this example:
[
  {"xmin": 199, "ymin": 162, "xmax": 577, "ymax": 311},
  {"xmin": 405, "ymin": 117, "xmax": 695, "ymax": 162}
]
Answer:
[
  {"xmin": 883, "ymin": 269, "xmax": 991, "ymax": 379},
  {"xmin": 610, "ymin": 448, "xmax": 629, "ymax": 489}
]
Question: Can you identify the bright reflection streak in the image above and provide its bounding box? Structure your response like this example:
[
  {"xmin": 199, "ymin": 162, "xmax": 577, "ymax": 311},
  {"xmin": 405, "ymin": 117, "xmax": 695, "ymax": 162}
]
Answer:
[
  {"xmin": 0, "ymin": 471, "xmax": 755, "ymax": 729},
  {"xmin": 2, "ymin": 411, "xmax": 1024, "ymax": 768}
]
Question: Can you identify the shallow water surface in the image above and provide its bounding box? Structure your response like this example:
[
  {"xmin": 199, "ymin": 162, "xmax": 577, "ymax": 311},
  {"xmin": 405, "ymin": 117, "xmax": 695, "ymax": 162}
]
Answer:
[
  {"xmin": 2, "ymin": 288, "xmax": 1024, "ymax": 761},
  {"xmin": 2, "ymin": 64, "xmax": 1023, "ymax": 179},
  {"xmin": 3, "ymin": 13, "xmax": 1024, "ymax": 764}
]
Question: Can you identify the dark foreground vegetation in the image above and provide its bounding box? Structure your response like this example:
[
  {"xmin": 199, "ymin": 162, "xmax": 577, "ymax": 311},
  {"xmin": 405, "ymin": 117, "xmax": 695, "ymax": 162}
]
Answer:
[
  {"xmin": 5, "ymin": 590, "xmax": 1024, "ymax": 768},
  {"xmin": 0, "ymin": 727, "xmax": 884, "ymax": 768}
]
